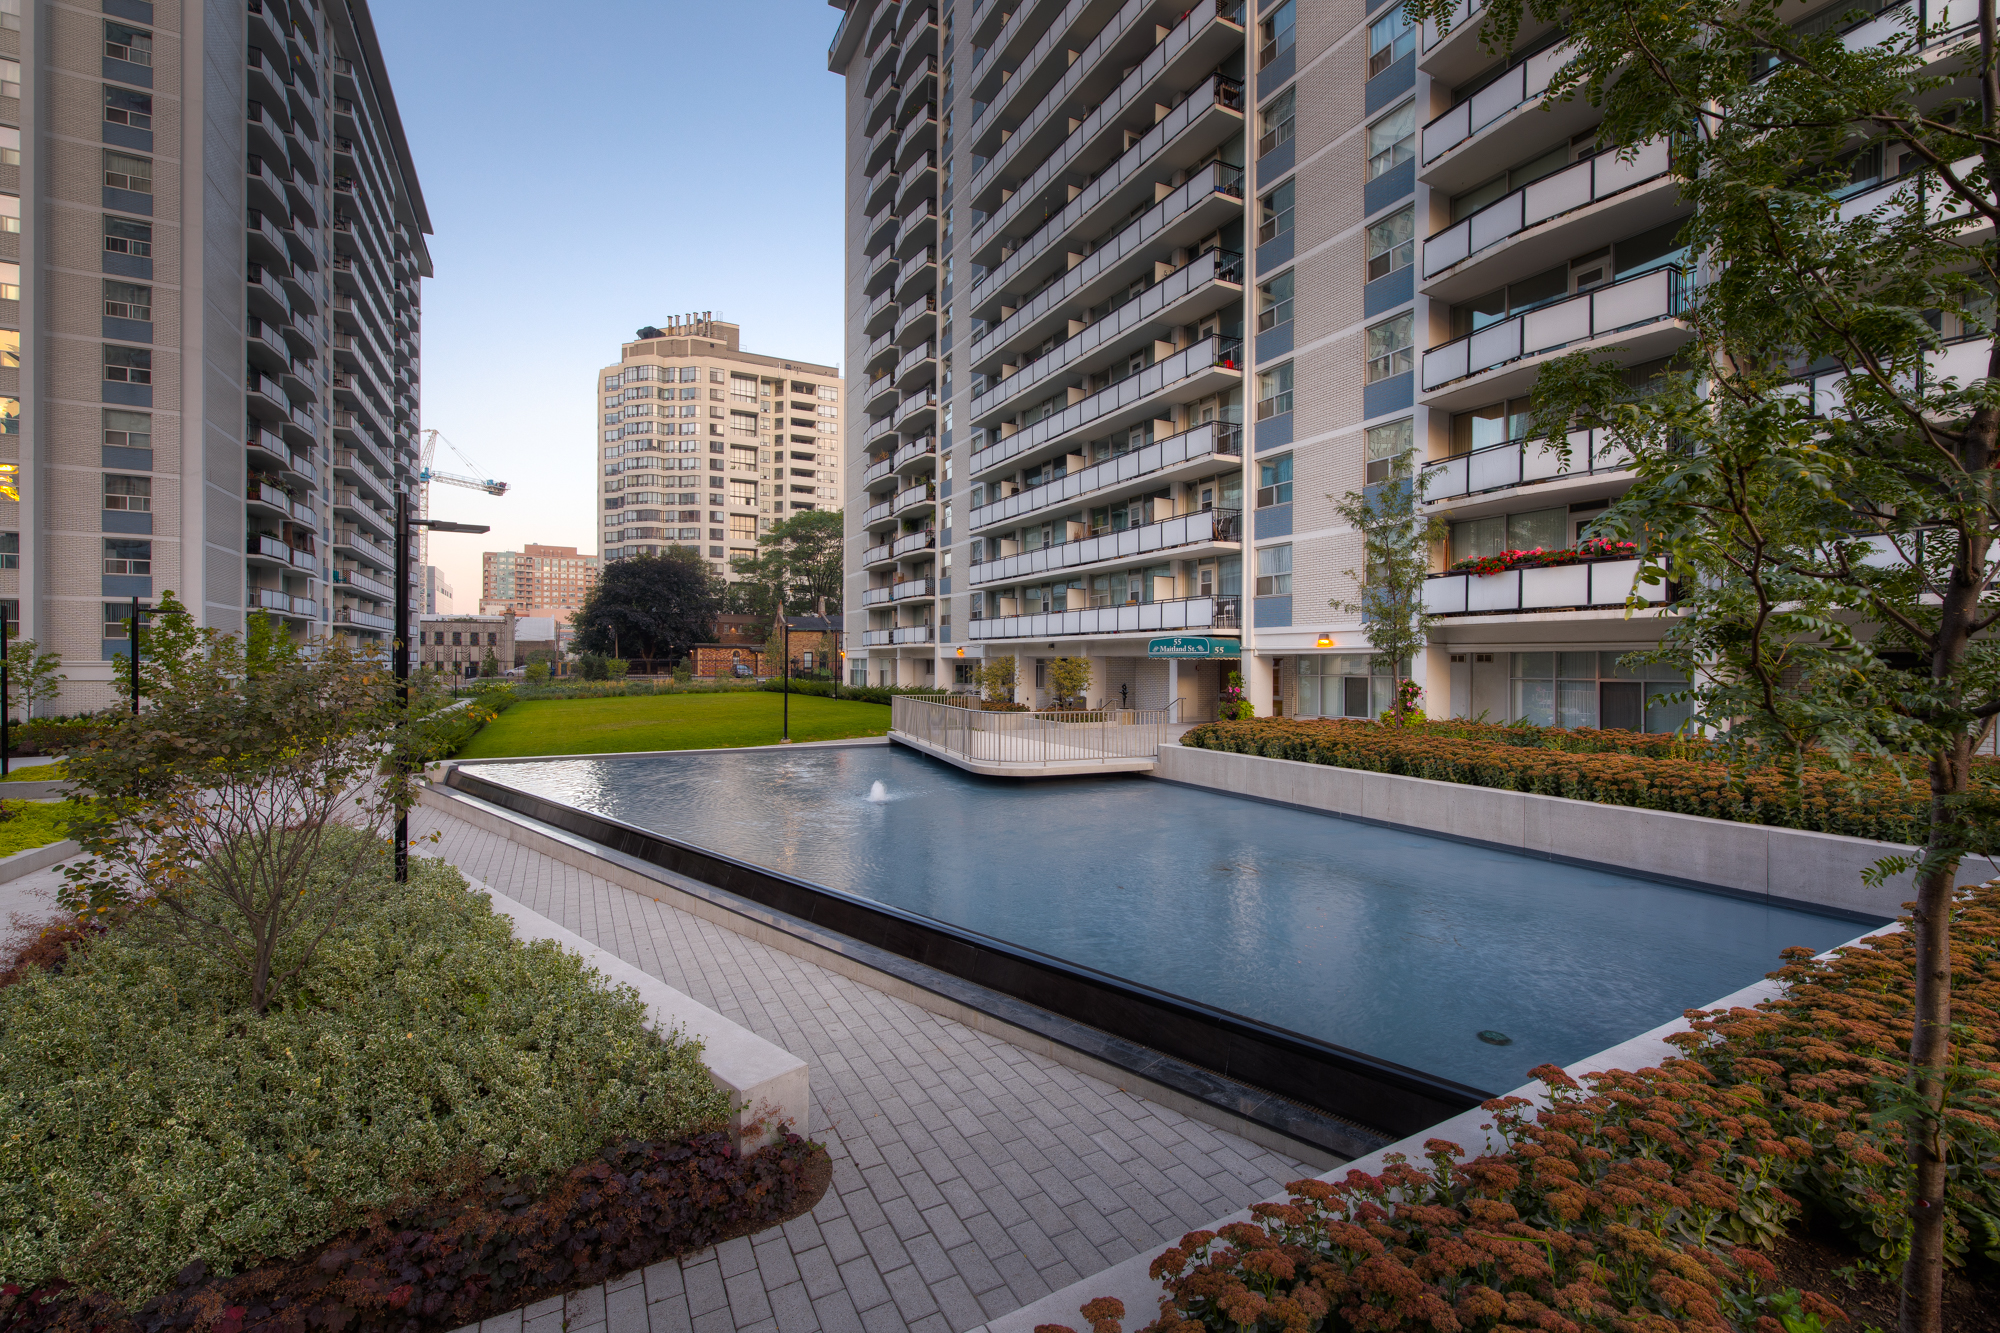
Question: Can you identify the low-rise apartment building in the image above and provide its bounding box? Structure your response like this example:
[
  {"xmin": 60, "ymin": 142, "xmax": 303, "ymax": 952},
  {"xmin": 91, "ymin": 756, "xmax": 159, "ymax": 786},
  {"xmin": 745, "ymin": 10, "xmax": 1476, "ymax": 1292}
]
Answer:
[
  {"xmin": 595, "ymin": 318, "xmax": 843, "ymax": 583},
  {"xmin": 480, "ymin": 542, "xmax": 597, "ymax": 622}
]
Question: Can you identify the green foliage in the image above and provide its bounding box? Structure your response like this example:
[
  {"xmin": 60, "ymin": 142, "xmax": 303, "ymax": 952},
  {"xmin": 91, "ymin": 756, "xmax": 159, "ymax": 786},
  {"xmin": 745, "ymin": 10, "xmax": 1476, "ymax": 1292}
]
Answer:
[
  {"xmin": 1047, "ymin": 656, "xmax": 1092, "ymax": 710},
  {"xmin": 478, "ymin": 649, "xmax": 498, "ymax": 678},
  {"xmin": 576, "ymin": 652, "xmax": 611, "ymax": 681},
  {"xmin": 1328, "ymin": 457, "xmax": 1449, "ymax": 722},
  {"xmin": 0, "ymin": 845, "xmax": 728, "ymax": 1301},
  {"xmin": 755, "ymin": 678, "xmax": 941, "ymax": 706},
  {"xmin": 728, "ymin": 510, "xmax": 844, "ymax": 616},
  {"xmin": 572, "ymin": 549, "xmax": 720, "ymax": 665},
  {"xmin": 975, "ymin": 654, "xmax": 1016, "ymax": 704},
  {"xmin": 605, "ymin": 657, "xmax": 629, "ymax": 679},
  {"xmin": 454, "ymin": 691, "xmax": 891, "ymax": 759},
  {"xmin": 524, "ymin": 660, "xmax": 550, "ymax": 683},
  {"xmin": 3, "ymin": 639, "xmax": 64, "ymax": 722},
  {"xmin": 0, "ymin": 800, "xmax": 78, "ymax": 858},
  {"xmin": 1217, "ymin": 670, "xmax": 1252, "ymax": 721}
]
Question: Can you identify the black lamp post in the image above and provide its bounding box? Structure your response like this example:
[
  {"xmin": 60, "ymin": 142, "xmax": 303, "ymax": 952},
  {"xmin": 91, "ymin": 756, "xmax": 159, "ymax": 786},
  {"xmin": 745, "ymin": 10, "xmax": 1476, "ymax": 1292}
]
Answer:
[
  {"xmin": 392, "ymin": 488, "xmax": 487, "ymax": 883},
  {"xmin": 780, "ymin": 613, "xmax": 836, "ymax": 744}
]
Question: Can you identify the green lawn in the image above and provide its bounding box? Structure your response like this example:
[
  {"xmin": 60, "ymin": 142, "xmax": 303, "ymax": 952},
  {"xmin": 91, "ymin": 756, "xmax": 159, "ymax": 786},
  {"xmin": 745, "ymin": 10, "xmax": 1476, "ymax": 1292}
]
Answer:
[{"xmin": 454, "ymin": 692, "xmax": 891, "ymax": 759}]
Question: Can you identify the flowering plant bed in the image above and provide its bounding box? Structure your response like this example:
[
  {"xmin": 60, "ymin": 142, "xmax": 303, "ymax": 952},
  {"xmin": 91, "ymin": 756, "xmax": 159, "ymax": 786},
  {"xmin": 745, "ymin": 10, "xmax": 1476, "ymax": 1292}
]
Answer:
[
  {"xmin": 1046, "ymin": 882, "xmax": 2000, "ymax": 1333},
  {"xmin": 1443, "ymin": 536, "xmax": 1639, "ymax": 577},
  {"xmin": 0, "ymin": 844, "xmax": 828, "ymax": 1329},
  {"xmin": 1180, "ymin": 717, "xmax": 2000, "ymax": 845}
]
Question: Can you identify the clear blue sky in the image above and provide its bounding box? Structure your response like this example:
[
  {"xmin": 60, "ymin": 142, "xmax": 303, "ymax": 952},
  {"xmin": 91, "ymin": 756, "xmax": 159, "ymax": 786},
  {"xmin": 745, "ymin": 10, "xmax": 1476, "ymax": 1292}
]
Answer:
[{"xmin": 370, "ymin": 0, "xmax": 847, "ymax": 608}]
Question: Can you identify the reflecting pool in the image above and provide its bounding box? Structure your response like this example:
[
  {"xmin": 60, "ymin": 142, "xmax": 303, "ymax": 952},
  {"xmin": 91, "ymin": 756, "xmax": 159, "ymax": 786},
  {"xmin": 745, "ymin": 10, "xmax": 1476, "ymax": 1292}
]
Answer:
[{"xmin": 466, "ymin": 745, "xmax": 1864, "ymax": 1092}]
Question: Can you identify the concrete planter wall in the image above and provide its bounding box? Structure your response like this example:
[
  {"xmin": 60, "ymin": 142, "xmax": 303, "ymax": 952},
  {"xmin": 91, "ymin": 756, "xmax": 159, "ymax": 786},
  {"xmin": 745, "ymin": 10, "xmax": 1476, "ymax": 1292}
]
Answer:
[{"xmin": 1154, "ymin": 743, "xmax": 1998, "ymax": 920}]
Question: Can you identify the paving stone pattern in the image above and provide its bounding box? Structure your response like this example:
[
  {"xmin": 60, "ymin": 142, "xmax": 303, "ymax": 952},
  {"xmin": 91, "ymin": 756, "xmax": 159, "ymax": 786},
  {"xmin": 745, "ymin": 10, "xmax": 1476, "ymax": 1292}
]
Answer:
[{"xmin": 417, "ymin": 807, "xmax": 1309, "ymax": 1333}]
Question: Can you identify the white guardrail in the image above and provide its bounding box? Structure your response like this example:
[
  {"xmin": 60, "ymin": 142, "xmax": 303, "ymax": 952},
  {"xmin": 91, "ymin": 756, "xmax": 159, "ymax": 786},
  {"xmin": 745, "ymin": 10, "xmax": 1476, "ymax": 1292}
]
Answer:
[{"xmin": 892, "ymin": 695, "xmax": 1178, "ymax": 767}]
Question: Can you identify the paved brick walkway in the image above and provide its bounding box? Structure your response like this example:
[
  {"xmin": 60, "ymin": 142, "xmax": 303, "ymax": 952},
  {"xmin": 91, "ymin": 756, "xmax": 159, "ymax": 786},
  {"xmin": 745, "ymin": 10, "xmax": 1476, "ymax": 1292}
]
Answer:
[{"xmin": 416, "ymin": 806, "xmax": 1310, "ymax": 1333}]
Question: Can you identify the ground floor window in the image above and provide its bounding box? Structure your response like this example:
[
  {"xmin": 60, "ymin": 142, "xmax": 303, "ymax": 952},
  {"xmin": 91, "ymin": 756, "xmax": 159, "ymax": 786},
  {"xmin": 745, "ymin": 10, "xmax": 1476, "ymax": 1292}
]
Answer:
[
  {"xmin": 1295, "ymin": 653, "xmax": 1407, "ymax": 719},
  {"xmin": 1510, "ymin": 651, "xmax": 1691, "ymax": 732}
]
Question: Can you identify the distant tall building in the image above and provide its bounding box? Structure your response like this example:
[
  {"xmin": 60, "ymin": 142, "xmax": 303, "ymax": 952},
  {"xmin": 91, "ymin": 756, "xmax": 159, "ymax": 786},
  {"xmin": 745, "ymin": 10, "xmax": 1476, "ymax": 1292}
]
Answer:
[
  {"xmin": 7, "ymin": 0, "xmax": 429, "ymax": 710},
  {"xmin": 481, "ymin": 542, "xmax": 597, "ymax": 622},
  {"xmin": 421, "ymin": 564, "xmax": 450, "ymax": 614},
  {"xmin": 595, "ymin": 317, "xmax": 843, "ymax": 580}
]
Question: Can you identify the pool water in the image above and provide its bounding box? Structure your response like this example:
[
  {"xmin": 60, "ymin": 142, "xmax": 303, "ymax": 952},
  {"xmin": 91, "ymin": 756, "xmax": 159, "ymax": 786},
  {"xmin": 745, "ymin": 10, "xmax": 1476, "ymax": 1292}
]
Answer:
[{"xmin": 467, "ymin": 745, "xmax": 1864, "ymax": 1093}]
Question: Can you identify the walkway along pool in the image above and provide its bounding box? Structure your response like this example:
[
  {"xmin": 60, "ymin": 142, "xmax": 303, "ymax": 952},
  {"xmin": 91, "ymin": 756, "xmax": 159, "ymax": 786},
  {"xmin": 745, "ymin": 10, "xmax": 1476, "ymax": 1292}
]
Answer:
[{"xmin": 451, "ymin": 745, "xmax": 1867, "ymax": 1140}]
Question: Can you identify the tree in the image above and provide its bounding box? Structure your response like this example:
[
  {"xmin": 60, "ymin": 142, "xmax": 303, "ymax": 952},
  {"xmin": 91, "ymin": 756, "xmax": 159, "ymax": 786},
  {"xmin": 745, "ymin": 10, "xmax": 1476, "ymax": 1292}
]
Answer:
[
  {"xmin": 1329, "ymin": 452, "xmax": 1450, "ymax": 724},
  {"xmin": 1047, "ymin": 656, "xmax": 1092, "ymax": 710},
  {"xmin": 729, "ymin": 510, "xmax": 844, "ymax": 615},
  {"xmin": 56, "ymin": 604, "xmax": 435, "ymax": 1013},
  {"xmin": 1406, "ymin": 1, "xmax": 2000, "ymax": 1324},
  {"xmin": 974, "ymin": 654, "xmax": 1016, "ymax": 704},
  {"xmin": 572, "ymin": 548, "xmax": 720, "ymax": 667},
  {"xmin": 3, "ymin": 639, "xmax": 64, "ymax": 721}
]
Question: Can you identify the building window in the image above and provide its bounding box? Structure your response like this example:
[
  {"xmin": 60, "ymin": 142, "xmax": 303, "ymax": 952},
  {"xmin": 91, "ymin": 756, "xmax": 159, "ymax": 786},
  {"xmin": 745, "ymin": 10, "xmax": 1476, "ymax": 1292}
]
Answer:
[
  {"xmin": 1256, "ymin": 362, "xmax": 1294, "ymax": 419},
  {"xmin": 817, "ymin": 384, "xmax": 839, "ymax": 402},
  {"xmin": 1255, "ymin": 544, "xmax": 1292, "ymax": 596},
  {"xmin": 1366, "ymin": 419, "xmax": 1413, "ymax": 483},
  {"xmin": 1367, "ymin": 101, "xmax": 1416, "ymax": 180},
  {"xmin": 1258, "ymin": 180, "xmax": 1294, "ymax": 244},
  {"xmin": 103, "ymin": 280, "xmax": 151, "ymax": 321},
  {"xmin": 103, "ymin": 150, "xmax": 152, "ymax": 194},
  {"xmin": 103, "ymin": 474, "xmax": 150, "ymax": 511},
  {"xmin": 0, "ymin": 261, "xmax": 16, "ymax": 301},
  {"xmin": 1260, "ymin": 0, "xmax": 1296, "ymax": 67},
  {"xmin": 1257, "ymin": 272, "xmax": 1293, "ymax": 331},
  {"xmin": 0, "ymin": 126, "xmax": 17, "ymax": 166},
  {"xmin": 0, "ymin": 331, "xmax": 16, "ymax": 367},
  {"xmin": 1451, "ymin": 508, "xmax": 1566, "ymax": 562},
  {"xmin": 1258, "ymin": 87, "xmax": 1295, "ymax": 156},
  {"xmin": 103, "ymin": 345, "xmax": 151, "ymax": 384},
  {"xmin": 1368, "ymin": 5, "xmax": 1416, "ymax": 78},
  {"xmin": 105, "ymin": 216, "xmax": 151, "ymax": 258},
  {"xmin": 1257, "ymin": 454, "xmax": 1293, "ymax": 507},
  {"xmin": 1451, "ymin": 397, "xmax": 1535, "ymax": 455},
  {"xmin": 0, "ymin": 533, "xmax": 15, "ymax": 570},
  {"xmin": 0, "ymin": 58, "xmax": 15, "ymax": 100},
  {"xmin": 104, "ymin": 85, "xmax": 152, "ymax": 130},
  {"xmin": 103, "ymin": 537, "xmax": 151, "ymax": 575},
  {"xmin": 1366, "ymin": 207, "xmax": 1415, "ymax": 281},
  {"xmin": 1365, "ymin": 313, "xmax": 1414, "ymax": 383},
  {"xmin": 729, "ymin": 373, "xmax": 757, "ymax": 401},
  {"xmin": 0, "ymin": 397, "xmax": 16, "ymax": 435},
  {"xmin": 104, "ymin": 20, "xmax": 152, "ymax": 65},
  {"xmin": 104, "ymin": 601, "xmax": 149, "ymax": 639},
  {"xmin": 104, "ymin": 408, "xmax": 151, "ymax": 450}
]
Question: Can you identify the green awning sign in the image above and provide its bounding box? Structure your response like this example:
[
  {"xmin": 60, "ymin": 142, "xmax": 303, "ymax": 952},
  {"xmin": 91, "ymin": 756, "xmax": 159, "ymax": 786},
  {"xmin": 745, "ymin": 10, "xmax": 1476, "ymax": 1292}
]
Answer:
[{"xmin": 1147, "ymin": 635, "xmax": 1240, "ymax": 658}]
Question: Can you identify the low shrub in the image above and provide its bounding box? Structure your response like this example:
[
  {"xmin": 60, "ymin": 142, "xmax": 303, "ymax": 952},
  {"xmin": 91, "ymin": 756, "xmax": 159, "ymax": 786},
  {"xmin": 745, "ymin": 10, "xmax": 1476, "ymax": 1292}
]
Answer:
[
  {"xmin": 0, "ymin": 1131, "xmax": 826, "ymax": 1333},
  {"xmin": 423, "ymin": 690, "xmax": 514, "ymax": 757},
  {"xmin": 0, "ymin": 848, "xmax": 729, "ymax": 1302},
  {"xmin": 0, "ymin": 799, "xmax": 78, "ymax": 858},
  {"xmin": 11, "ymin": 715, "xmax": 120, "ymax": 758},
  {"xmin": 0, "ymin": 760, "xmax": 65, "ymax": 783},
  {"xmin": 1181, "ymin": 717, "xmax": 2000, "ymax": 845},
  {"xmin": 754, "ymin": 679, "xmax": 934, "ymax": 707}
]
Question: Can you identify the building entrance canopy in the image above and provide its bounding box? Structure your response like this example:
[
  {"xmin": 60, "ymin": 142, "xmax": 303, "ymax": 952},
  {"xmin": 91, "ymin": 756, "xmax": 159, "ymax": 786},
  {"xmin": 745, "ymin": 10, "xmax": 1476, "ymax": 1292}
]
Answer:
[{"xmin": 1147, "ymin": 635, "xmax": 1240, "ymax": 658}]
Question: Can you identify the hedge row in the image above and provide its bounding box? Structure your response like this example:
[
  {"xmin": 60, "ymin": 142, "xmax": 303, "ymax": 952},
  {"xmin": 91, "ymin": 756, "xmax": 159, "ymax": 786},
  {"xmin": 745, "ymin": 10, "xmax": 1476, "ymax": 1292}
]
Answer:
[
  {"xmin": 1180, "ymin": 718, "xmax": 1999, "ymax": 845},
  {"xmin": 0, "ymin": 1131, "xmax": 828, "ymax": 1333},
  {"xmin": 753, "ymin": 679, "xmax": 939, "ymax": 707}
]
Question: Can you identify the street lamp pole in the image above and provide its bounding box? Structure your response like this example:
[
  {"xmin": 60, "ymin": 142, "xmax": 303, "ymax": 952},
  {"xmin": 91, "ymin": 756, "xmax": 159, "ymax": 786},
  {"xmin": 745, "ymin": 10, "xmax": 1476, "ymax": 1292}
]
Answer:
[{"xmin": 781, "ymin": 616, "xmax": 791, "ymax": 743}]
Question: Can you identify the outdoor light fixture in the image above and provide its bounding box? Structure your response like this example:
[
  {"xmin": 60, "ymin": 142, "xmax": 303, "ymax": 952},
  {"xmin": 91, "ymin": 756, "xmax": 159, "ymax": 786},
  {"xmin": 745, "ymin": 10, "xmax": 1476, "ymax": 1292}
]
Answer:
[
  {"xmin": 1316, "ymin": 634, "xmax": 1335, "ymax": 647},
  {"xmin": 955, "ymin": 646, "xmax": 964, "ymax": 657}
]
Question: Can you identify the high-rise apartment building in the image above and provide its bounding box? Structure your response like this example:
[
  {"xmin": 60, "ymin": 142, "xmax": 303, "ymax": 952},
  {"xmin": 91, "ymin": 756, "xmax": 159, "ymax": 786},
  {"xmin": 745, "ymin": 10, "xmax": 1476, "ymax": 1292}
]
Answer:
[
  {"xmin": 596, "ymin": 317, "xmax": 843, "ymax": 581},
  {"xmin": 420, "ymin": 562, "xmax": 449, "ymax": 613},
  {"xmin": 7, "ymin": 0, "xmax": 427, "ymax": 711},
  {"xmin": 480, "ymin": 542, "xmax": 597, "ymax": 623},
  {"xmin": 829, "ymin": 0, "xmax": 1694, "ymax": 727}
]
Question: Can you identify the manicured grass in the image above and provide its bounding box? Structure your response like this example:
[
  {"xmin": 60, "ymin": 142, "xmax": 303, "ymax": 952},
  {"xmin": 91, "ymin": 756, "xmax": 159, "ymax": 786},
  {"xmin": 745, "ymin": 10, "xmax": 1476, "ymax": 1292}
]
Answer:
[
  {"xmin": 0, "ymin": 760, "xmax": 63, "ymax": 782},
  {"xmin": 454, "ymin": 691, "xmax": 891, "ymax": 759},
  {"xmin": 0, "ymin": 799, "xmax": 76, "ymax": 857}
]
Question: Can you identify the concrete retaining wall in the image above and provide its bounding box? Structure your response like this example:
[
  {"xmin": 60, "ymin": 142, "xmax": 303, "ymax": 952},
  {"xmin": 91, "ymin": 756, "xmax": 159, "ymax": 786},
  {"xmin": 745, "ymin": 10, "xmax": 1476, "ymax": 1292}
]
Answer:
[
  {"xmin": 0, "ymin": 838, "xmax": 78, "ymax": 884},
  {"xmin": 1154, "ymin": 743, "xmax": 1998, "ymax": 920},
  {"xmin": 467, "ymin": 874, "xmax": 810, "ymax": 1153}
]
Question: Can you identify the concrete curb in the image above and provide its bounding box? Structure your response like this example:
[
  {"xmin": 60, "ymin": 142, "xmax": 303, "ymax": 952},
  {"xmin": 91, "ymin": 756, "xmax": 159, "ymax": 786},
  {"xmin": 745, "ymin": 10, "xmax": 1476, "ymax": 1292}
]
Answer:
[
  {"xmin": 462, "ymin": 872, "xmax": 810, "ymax": 1153},
  {"xmin": 0, "ymin": 781, "xmax": 74, "ymax": 801},
  {"xmin": 0, "ymin": 838, "xmax": 78, "ymax": 884}
]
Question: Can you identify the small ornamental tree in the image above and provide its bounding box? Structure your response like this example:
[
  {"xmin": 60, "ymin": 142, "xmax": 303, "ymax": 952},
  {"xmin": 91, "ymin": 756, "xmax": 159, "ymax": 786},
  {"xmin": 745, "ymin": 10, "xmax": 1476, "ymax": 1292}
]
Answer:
[
  {"xmin": 1403, "ymin": 0, "xmax": 2000, "ymax": 1325},
  {"xmin": 729, "ymin": 510, "xmax": 844, "ymax": 614},
  {"xmin": 1329, "ymin": 450, "xmax": 1450, "ymax": 723},
  {"xmin": 1047, "ymin": 656, "xmax": 1092, "ymax": 709},
  {"xmin": 56, "ymin": 601, "xmax": 443, "ymax": 1013},
  {"xmin": 975, "ymin": 654, "xmax": 1016, "ymax": 704},
  {"xmin": 3, "ymin": 638, "xmax": 64, "ymax": 720}
]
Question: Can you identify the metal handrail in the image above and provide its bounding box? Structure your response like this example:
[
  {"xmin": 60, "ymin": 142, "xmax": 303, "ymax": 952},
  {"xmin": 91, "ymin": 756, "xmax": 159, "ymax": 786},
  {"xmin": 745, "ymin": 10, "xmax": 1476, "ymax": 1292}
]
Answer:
[{"xmin": 891, "ymin": 695, "xmax": 1178, "ymax": 767}]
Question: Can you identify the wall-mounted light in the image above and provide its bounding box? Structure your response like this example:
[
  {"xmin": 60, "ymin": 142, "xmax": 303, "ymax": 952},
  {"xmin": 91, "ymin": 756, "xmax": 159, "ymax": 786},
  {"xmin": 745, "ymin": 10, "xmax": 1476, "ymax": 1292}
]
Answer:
[
  {"xmin": 1316, "ymin": 634, "xmax": 1334, "ymax": 648},
  {"xmin": 955, "ymin": 646, "xmax": 965, "ymax": 657}
]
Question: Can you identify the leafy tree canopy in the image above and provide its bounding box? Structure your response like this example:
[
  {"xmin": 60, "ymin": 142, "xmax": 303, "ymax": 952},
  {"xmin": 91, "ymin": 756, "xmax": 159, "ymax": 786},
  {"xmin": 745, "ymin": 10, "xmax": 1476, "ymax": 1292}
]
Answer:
[
  {"xmin": 571, "ymin": 549, "xmax": 720, "ymax": 664},
  {"xmin": 729, "ymin": 510, "xmax": 843, "ymax": 616}
]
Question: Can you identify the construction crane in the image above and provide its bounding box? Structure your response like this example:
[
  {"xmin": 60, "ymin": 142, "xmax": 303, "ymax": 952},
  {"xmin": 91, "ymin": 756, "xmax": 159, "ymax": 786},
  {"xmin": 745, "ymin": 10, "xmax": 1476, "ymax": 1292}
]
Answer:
[{"xmin": 417, "ymin": 428, "xmax": 508, "ymax": 568}]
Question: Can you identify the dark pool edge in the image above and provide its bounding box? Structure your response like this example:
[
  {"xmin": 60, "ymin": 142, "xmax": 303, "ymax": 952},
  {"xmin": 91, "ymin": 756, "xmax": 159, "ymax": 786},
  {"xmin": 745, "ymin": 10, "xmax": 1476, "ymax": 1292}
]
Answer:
[
  {"xmin": 1143, "ymin": 773, "xmax": 1895, "ymax": 926},
  {"xmin": 439, "ymin": 766, "xmax": 1490, "ymax": 1152},
  {"xmin": 427, "ymin": 778, "xmax": 1389, "ymax": 1163}
]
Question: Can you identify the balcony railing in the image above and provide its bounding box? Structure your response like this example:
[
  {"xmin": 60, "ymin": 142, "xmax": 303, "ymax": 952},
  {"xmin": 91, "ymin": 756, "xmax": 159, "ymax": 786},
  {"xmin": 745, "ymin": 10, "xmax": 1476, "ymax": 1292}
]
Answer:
[
  {"xmin": 892, "ymin": 578, "xmax": 937, "ymax": 601},
  {"xmin": 863, "ymin": 499, "xmax": 896, "ymax": 524},
  {"xmin": 971, "ymin": 335, "xmax": 1242, "ymax": 475},
  {"xmin": 972, "ymin": 506, "xmax": 1240, "ymax": 586},
  {"xmin": 970, "ymin": 594, "xmax": 1239, "ymax": 640},
  {"xmin": 1421, "ymin": 266, "xmax": 1684, "ymax": 393},
  {"xmin": 862, "ymin": 541, "xmax": 895, "ymax": 565},
  {"xmin": 971, "ymin": 249, "xmax": 1242, "ymax": 423},
  {"xmin": 970, "ymin": 161, "xmax": 1244, "ymax": 363},
  {"xmin": 894, "ymin": 436, "xmax": 938, "ymax": 469},
  {"xmin": 1423, "ymin": 558, "xmax": 1664, "ymax": 615},
  {"xmin": 893, "ymin": 387, "xmax": 939, "ymax": 429},
  {"xmin": 863, "ymin": 454, "xmax": 896, "ymax": 485},
  {"xmin": 970, "ymin": 420, "xmax": 1242, "ymax": 530},
  {"xmin": 1422, "ymin": 41, "xmax": 1571, "ymax": 165},
  {"xmin": 862, "ymin": 625, "xmax": 937, "ymax": 646},
  {"xmin": 892, "ymin": 528, "xmax": 938, "ymax": 557},
  {"xmin": 862, "ymin": 585, "xmax": 895, "ymax": 606},
  {"xmin": 1423, "ymin": 139, "xmax": 1672, "ymax": 279},
  {"xmin": 1421, "ymin": 429, "xmax": 1630, "ymax": 502},
  {"xmin": 894, "ymin": 483, "xmax": 936, "ymax": 513},
  {"xmin": 335, "ymin": 607, "xmax": 395, "ymax": 632}
]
